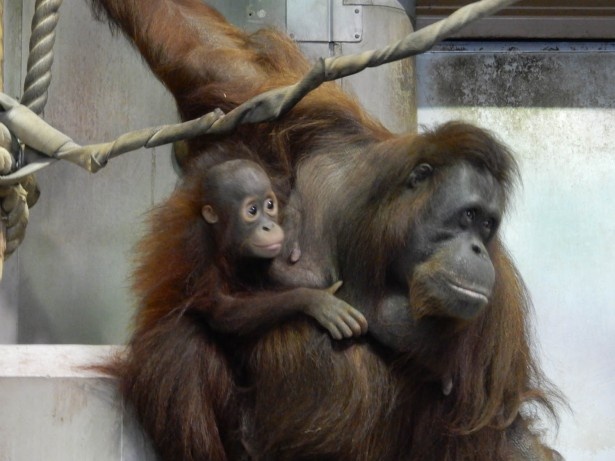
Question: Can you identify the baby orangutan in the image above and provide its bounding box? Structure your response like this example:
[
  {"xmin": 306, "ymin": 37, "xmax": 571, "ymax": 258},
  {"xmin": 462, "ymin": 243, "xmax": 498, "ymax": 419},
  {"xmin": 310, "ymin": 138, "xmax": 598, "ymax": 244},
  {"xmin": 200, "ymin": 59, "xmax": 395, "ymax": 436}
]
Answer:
[{"xmin": 199, "ymin": 159, "xmax": 368, "ymax": 340}]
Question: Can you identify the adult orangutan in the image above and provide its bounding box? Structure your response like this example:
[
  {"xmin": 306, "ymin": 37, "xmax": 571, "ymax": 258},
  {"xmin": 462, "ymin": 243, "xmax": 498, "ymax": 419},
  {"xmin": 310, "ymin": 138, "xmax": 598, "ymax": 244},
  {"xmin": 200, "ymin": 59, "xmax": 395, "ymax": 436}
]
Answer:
[{"xmin": 89, "ymin": 1, "xmax": 563, "ymax": 460}]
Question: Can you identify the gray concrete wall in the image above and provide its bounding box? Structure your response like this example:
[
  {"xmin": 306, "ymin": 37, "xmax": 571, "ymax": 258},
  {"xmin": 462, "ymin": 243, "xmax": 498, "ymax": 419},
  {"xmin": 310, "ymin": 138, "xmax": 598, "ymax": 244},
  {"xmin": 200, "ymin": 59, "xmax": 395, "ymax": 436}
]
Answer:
[
  {"xmin": 1, "ymin": 0, "xmax": 180, "ymax": 344},
  {"xmin": 417, "ymin": 41, "xmax": 615, "ymax": 461},
  {"xmin": 0, "ymin": 0, "xmax": 414, "ymax": 345}
]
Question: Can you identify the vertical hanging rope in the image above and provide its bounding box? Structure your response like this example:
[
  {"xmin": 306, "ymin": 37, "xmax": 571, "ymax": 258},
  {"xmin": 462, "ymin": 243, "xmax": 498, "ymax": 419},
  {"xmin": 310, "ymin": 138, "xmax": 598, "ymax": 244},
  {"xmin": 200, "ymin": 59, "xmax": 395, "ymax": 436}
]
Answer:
[
  {"xmin": 21, "ymin": 0, "xmax": 63, "ymax": 114},
  {"xmin": 0, "ymin": 0, "xmax": 62, "ymax": 277}
]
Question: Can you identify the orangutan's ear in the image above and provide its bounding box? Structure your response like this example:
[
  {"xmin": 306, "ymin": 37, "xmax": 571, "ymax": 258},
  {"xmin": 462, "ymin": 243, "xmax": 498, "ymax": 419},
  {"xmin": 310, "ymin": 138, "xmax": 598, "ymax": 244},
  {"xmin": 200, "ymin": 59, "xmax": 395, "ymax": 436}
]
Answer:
[{"xmin": 202, "ymin": 205, "xmax": 219, "ymax": 224}]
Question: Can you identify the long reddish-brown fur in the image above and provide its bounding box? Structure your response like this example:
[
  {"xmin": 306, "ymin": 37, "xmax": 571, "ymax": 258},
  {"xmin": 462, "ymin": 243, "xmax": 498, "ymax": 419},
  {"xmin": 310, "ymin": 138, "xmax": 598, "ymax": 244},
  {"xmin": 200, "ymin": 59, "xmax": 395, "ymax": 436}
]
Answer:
[
  {"xmin": 239, "ymin": 124, "xmax": 560, "ymax": 460},
  {"xmin": 117, "ymin": 152, "xmax": 241, "ymax": 461},
  {"xmin": 90, "ymin": 1, "xmax": 562, "ymax": 460}
]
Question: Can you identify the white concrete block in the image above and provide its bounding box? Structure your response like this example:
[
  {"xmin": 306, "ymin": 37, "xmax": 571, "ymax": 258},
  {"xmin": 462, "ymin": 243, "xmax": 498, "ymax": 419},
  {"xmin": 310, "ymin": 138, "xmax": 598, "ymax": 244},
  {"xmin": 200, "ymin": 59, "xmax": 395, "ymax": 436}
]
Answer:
[{"xmin": 0, "ymin": 346, "xmax": 157, "ymax": 461}]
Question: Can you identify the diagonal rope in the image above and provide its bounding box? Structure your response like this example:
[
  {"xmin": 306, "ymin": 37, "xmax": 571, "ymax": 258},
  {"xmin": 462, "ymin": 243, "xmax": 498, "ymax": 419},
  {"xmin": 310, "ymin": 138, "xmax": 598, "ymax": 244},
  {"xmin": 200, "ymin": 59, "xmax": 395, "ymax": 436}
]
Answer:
[{"xmin": 0, "ymin": 0, "xmax": 518, "ymax": 186}]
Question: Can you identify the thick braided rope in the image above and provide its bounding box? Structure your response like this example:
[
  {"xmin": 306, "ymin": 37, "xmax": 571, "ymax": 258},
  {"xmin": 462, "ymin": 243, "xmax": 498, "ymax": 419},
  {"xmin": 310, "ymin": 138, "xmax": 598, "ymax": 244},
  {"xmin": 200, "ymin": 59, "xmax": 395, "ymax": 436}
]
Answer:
[
  {"xmin": 234, "ymin": 0, "xmax": 520, "ymax": 120},
  {"xmin": 0, "ymin": 0, "xmax": 62, "ymax": 265},
  {"xmin": 21, "ymin": 0, "xmax": 63, "ymax": 114},
  {"xmin": 0, "ymin": 0, "xmax": 518, "ymax": 186}
]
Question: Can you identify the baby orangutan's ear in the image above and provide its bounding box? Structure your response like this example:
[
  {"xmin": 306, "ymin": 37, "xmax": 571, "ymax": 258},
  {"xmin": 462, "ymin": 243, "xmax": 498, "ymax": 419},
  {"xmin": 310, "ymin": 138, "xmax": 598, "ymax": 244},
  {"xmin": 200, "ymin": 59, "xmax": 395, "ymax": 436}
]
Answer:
[{"xmin": 202, "ymin": 205, "xmax": 219, "ymax": 224}]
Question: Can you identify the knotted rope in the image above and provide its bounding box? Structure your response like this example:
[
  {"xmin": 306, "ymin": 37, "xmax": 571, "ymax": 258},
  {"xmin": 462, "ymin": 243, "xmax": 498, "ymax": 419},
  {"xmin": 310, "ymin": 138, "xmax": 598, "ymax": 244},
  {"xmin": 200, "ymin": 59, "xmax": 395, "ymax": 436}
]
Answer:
[
  {"xmin": 0, "ymin": 0, "xmax": 518, "ymax": 185},
  {"xmin": 0, "ymin": 0, "xmax": 518, "ymax": 272},
  {"xmin": 0, "ymin": 0, "xmax": 62, "ymax": 275}
]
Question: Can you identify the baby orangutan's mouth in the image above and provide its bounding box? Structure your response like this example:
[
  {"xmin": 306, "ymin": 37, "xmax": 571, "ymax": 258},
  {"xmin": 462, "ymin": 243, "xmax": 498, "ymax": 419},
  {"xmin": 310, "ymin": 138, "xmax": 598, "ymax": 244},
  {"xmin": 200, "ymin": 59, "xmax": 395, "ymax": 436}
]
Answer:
[{"xmin": 256, "ymin": 243, "xmax": 282, "ymax": 252}]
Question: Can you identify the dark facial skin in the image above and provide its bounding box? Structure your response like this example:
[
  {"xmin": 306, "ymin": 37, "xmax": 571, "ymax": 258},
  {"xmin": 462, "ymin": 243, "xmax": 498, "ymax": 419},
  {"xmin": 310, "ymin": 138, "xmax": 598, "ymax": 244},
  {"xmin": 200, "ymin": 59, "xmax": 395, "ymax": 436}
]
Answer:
[
  {"xmin": 199, "ymin": 159, "xmax": 368, "ymax": 341},
  {"xmin": 202, "ymin": 160, "xmax": 284, "ymax": 259},
  {"xmin": 404, "ymin": 163, "xmax": 504, "ymax": 320},
  {"xmin": 372, "ymin": 163, "xmax": 504, "ymax": 353}
]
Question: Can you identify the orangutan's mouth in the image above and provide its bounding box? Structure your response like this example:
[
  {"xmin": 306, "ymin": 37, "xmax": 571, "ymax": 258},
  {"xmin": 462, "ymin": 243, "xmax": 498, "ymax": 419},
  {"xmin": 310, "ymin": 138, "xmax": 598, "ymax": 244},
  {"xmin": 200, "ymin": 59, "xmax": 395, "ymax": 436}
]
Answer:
[{"xmin": 445, "ymin": 279, "xmax": 489, "ymax": 305}]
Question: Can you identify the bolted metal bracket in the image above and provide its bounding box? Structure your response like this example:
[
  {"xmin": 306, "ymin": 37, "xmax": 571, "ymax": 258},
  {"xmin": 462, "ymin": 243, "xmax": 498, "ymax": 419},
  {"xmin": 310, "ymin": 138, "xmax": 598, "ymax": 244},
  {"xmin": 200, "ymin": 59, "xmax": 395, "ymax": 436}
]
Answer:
[{"xmin": 287, "ymin": 0, "xmax": 363, "ymax": 43}]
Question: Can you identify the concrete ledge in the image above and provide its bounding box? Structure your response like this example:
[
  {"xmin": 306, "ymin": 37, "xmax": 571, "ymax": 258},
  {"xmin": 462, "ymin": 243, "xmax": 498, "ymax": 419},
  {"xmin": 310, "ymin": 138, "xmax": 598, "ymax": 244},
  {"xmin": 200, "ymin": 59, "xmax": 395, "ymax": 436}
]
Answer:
[
  {"xmin": 0, "ymin": 345, "xmax": 118, "ymax": 378},
  {"xmin": 0, "ymin": 345, "xmax": 157, "ymax": 461}
]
